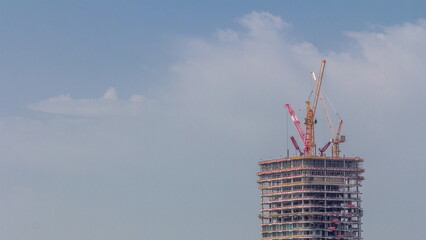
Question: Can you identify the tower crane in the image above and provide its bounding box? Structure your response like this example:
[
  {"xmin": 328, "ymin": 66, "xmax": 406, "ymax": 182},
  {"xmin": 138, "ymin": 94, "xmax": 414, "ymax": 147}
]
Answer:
[
  {"xmin": 285, "ymin": 104, "xmax": 307, "ymax": 151},
  {"xmin": 311, "ymin": 68, "xmax": 345, "ymax": 157},
  {"xmin": 304, "ymin": 59, "xmax": 326, "ymax": 156},
  {"xmin": 285, "ymin": 59, "xmax": 326, "ymax": 156},
  {"xmin": 332, "ymin": 119, "xmax": 345, "ymax": 157}
]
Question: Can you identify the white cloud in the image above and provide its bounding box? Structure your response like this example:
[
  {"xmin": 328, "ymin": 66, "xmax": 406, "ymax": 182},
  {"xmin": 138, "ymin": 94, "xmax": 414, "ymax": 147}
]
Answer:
[
  {"xmin": 238, "ymin": 11, "xmax": 291, "ymax": 38},
  {"xmin": 130, "ymin": 94, "xmax": 145, "ymax": 102},
  {"xmin": 102, "ymin": 87, "xmax": 118, "ymax": 100},
  {"xmin": 215, "ymin": 28, "xmax": 239, "ymax": 42},
  {"xmin": 28, "ymin": 87, "xmax": 146, "ymax": 117}
]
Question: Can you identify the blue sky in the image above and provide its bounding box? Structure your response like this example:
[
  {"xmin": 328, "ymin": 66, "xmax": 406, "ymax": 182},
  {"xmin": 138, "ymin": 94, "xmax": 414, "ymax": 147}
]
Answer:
[
  {"xmin": 1, "ymin": 0, "xmax": 426, "ymax": 114},
  {"xmin": 0, "ymin": 1, "xmax": 425, "ymax": 240}
]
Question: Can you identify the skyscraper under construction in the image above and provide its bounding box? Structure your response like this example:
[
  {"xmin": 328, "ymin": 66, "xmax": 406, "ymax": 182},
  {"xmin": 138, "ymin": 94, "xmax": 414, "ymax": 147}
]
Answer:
[{"xmin": 257, "ymin": 60, "xmax": 364, "ymax": 240}]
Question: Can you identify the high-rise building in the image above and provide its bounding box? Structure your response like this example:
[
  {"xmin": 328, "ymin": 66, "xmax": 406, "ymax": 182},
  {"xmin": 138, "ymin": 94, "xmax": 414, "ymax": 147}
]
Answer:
[
  {"xmin": 257, "ymin": 156, "xmax": 364, "ymax": 239},
  {"xmin": 257, "ymin": 60, "xmax": 364, "ymax": 240}
]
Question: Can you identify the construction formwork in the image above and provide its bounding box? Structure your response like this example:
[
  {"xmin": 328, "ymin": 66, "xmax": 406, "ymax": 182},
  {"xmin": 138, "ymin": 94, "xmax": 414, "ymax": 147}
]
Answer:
[{"xmin": 257, "ymin": 156, "xmax": 364, "ymax": 240}]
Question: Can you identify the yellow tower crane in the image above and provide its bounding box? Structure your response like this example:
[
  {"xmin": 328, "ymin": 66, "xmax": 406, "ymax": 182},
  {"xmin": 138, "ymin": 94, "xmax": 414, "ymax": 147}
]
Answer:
[
  {"xmin": 304, "ymin": 59, "xmax": 326, "ymax": 156},
  {"xmin": 311, "ymin": 62, "xmax": 345, "ymax": 157},
  {"xmin": 287, "ymin": 59, "xmax": 344, "ymax": 157}
]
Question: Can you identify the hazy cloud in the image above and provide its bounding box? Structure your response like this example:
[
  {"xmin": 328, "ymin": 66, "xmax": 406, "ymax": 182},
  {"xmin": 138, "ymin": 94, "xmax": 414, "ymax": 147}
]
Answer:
[
  {"xmin": 102, "ymin": 87, "xmax": 118, "ymax": 100},
  {"xmin": 238, "ymin": 11, "xmax": 291, "ymax": 37},
  {"xmin": 28, "ymin": 87, "xmax": 146, "ymax": 117},
  {"xmin": 215, "ymin": 28, "xmax": 239, "ymax": 42}
]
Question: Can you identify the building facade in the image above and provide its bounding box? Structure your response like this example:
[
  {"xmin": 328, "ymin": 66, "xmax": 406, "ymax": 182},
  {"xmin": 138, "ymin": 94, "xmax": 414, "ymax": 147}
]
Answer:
[{"xmin": 257, "ymin": 156, "xmax": 364, "ymax": 240}]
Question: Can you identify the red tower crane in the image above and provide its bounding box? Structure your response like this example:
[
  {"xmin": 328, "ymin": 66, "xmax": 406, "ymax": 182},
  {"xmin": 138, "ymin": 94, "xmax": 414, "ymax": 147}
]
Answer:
[{"xmin": 285, "ymin": 104, "xmax": 307, "ymax": 152}]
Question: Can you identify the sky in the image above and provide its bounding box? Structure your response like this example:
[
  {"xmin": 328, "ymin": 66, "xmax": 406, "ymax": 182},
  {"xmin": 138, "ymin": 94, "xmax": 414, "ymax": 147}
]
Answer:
[{"xmin": 0, "ymin": 1, "xmax": 426, "ymax": 239}]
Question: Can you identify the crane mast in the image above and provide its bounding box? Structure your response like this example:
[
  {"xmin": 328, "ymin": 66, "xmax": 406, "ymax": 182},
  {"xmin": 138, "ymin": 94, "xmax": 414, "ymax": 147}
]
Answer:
[
  {"xmin": 332, "ymin": 119, "xmax": 345, "ymax": 157},
  {"xmin": 304, "ymin": 59, "xmax": 326, "ymax": 156},
  {"xmin": 312, "ymin": 59, "xmax": 326, "ymax": 116}
]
